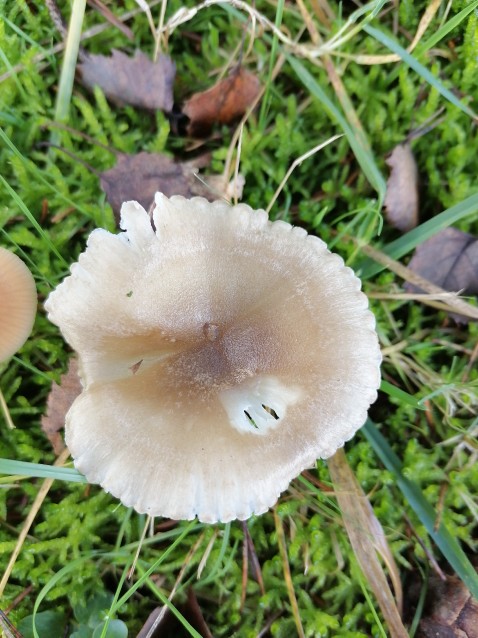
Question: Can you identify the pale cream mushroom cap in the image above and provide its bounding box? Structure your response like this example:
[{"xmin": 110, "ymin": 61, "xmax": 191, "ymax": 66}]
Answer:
[
  {"xmin": 45, "ymin": 194, "xmax": 381, "ymax": 523},
  {"xmin": 0, "ymin": 247, "xmax": 37, "ymax": 362}
]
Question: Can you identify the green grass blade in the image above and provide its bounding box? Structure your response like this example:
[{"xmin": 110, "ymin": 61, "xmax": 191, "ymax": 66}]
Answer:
[
  {"xmin": 380, "ymin": 380, "xmax": 425, "ymax": 411},
  {"xmin": 0, "ymin": 174, "xmax": 68, "ymax": 266},
  {"xmin": 288, "ymin": 55, "xmax": 386, "ymax": 200},
  {"xmin": 359, "ymin": 191, "xmax": 478, "ymax": 278},
  {"xmin": 54, "ymin": 0, "xmax": 86, "ymax": 123},
  {"xmin": 0, "ymin": 126, "xmax": 91, "ymax": 218},
  {"xmin": 362, "ymin": 420, "xmax": 478, "ymax": 598},
  {"xmin": 111, "ymin": 520, "xmax": 197, "ymax": 611},
  {"xmin": 0, "ymin": 458, "xmax": 87, "ymax": 483},
  {"xmin": 363, "ymin": 25, "xmax": 477, "ymax": 121},
  {"xmin": 32, "ymin": 555, "xmax": 94, "ymax": 638},
  {"xmin": 417, "ymin": 0, "xmax": 478, "ymax": 54},
  {"xmin": 1, "ymin": 14, "xmax": 52, "ymax": 53},
  {"xmin": 136, "ymin": 563, "xmax": 203, "ymax": 638}
]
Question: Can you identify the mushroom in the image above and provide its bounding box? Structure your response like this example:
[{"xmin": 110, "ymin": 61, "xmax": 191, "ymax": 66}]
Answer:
[
  {"xmin": 45, "ymin": 194, "xmax": 381, "ymax": 523},
  {"xmin": 0, "ymin": 247, "xmax": 37, "ymax": 363}
]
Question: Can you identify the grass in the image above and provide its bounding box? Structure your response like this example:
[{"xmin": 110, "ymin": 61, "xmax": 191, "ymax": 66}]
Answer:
[{"xmin": 0, "ymin": 1, "xmax": 477, "ymax": 636}]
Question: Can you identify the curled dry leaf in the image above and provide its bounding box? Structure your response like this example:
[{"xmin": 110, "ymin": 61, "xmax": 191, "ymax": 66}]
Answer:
[
  {"xmin": 183, "ymin": 67, "xmax": 261, "ymax": 136},
  {"xmin": 405, "ymin": 228, "xmax": 478, "ymax": 322},
  {"xmin": 384, "ymin": 143, "xmax": 419, "ymax": 232},
  {"xmin": 79, "ymin": 50, "xmax": 176, "ymax": 111},
  {"xmin": 100, "ymin": 152, "xmax": 213, "ymax": 222},
  {"xmin": 41, "ymin": 359, "xmax": 81, "ymax": 454},
  {"xmin": 418, "ymin": 574, "xmax": 478, "ymax": 638}
]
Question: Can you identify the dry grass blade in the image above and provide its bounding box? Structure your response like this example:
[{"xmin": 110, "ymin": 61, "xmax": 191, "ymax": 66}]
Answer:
[
  {"xmin": 336, "ymin": 0, "xmax": 442, "ymax": 65},
  {"xmin": 266, "ymin": 134, "xmax": 343, "ymax": 213},
  {"xmin": 273, "ymin": 508, "xmax": 305, "ymax": 638},
  {"xmin": 359, "ymin": 242, "xmax": 478, "ymax": 320},
  {"xmin": 0, "ymin": 386, "xmax": 15, "ymax": 430},
  {"xmin": 328, "ymin": 449, "xmax": 407, "ymax": 638},
  {"xmin": 87, "ymin": 0, "xmax": 134, "ymax": 40},
  {"xmin": 295, "ymin": 0, "xmax": 385, "ymax": 201},
  {"xmin": 0, "ymin": 610, "xmax": 24, "ymax": 638}
]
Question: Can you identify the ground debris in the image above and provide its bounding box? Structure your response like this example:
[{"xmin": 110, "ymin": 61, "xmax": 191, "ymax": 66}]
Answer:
[
  {"xmin": 384, "ymin": 142, "xmax": 419, "ymax": 232},
  {"xmin": 79, "ymin": 50, "xmax": 176, "ymax": 112},
  {"xmin": 405, "ymin": 228, "xmax": 478, "ymax": 322},
  {"xmin": 100, "ymin": 151, "xmax": 214, "ymax": 221},
  {"xmin": 417, "ymin": 574, "xmax": 478, "ymax": 638},
  {"xmin": 41, "ymin": 359, "xmax": 81, "ymax": 454},
  {"xmin": 183, "ymin": 66, "xmax": 261, "ymax": 136}
]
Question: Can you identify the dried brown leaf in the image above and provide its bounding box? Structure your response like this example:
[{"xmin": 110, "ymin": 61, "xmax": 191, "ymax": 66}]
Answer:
[
  {"xmin": 100, "ymin": 152, "xmax": 213, "ymax": 222},
  {"xmin": 384, "ymin": 143, "xmax": 419, "ymax": 232},
  {"xmin": 406, "ymin": 228, "xmax": 478, "ymax": 295},
  {"xmin": 79, "ymin": 50, "xmax": 175, "ymax": 111},
  {"xmin": 183, "ymin": 67, "xmax": 261, "ymax": 137},
  {"xmin": 418, "ymin": 575, "xmax": 478, "ymax": 638},
  {"xmin": 41, "ymin": 359, "xmax": 81, "ymax": 454},
  {"xmin": 405, "ymin": 228, "xmax": 478, "ymax": 322}
]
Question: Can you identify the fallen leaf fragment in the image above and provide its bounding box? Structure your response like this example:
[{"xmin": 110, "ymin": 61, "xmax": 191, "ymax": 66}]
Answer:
[
  {"xmin": 79, "ymin": 50, "xmax": 175, "ymax": 111},
  {"xmin": 418, "ymin": 574, "xmax": 478, "ymax": 638},
  {"xmin": 405, "ymin": 228, "xmax": 478, "ymax": 322},
  {"xmin": 184, "ymin": 67, "xmax": 261, "ymax": 136},
  {"xmin": 41, "ymin": 359, "xmax": 81, "ymax": 454},
  {"xmin": 384, "ymin": 142, "xmax": 419, "ymax": 232},
  {"xmin": 100, "ymin": 152, "xmax": 213, "ymax": 222}
]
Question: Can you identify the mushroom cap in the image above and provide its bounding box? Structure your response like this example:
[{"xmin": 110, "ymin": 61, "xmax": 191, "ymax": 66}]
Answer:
[
  {"xmin": 45, "ymin": 194, "xmax": 381, "ymax": 523},
  {"xmin": 0, "ymin": 247, "xmax": 37, "ymax": 363}
]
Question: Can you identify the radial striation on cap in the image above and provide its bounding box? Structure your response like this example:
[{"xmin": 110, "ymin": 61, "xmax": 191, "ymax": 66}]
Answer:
[
  {"xmin": 45, "ymin": 194, "xmax": 381, "ymax": 523},
  {"xmin": 0, "ymin": 247, "xmax": 37, "ymax": 363}
]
